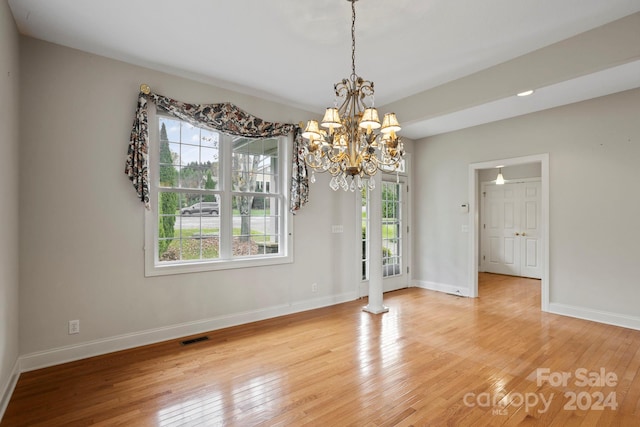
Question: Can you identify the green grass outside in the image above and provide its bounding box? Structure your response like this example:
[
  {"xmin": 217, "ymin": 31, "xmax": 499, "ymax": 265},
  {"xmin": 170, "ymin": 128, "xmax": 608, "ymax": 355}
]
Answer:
[
  {"xmin": 163, "ymin": 227, "xmax": 269, "ymax": 260},
  {"xmin": 382, "ymin": 224, "xmax": 398, "ymax": 240},
  {"xmin": 363, "ymin": 223, "xmax": 399, "ymax": 240},
  {"xmin": 233, "ymin": 209, "xmax": 268, "ymax": 216}
]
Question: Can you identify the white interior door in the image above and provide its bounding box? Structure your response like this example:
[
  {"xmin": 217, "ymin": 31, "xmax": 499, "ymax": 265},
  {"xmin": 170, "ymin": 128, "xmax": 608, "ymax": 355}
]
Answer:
[
  {"xmin": 481, "ymin": 181, "xmax": 542, "ymax": 279},
  {"xmin": 520, "ymin": 182, "xmax": 542, "ymax": 278}
]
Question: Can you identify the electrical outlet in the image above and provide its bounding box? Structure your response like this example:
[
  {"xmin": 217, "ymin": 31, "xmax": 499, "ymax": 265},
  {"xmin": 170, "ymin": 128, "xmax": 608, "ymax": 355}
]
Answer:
[
  {"xmin": 68, "ymin": 319, "xmax": 80, "ymax": 335},
  {"xmin": 311, "ymin": 283, "xmax": 318, "ymax": 292}
]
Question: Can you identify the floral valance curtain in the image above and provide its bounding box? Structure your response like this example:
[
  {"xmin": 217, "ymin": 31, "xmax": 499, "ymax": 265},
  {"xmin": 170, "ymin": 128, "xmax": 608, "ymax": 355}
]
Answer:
[
  {"xmin": 125, "ymin": 90, "xmax": 308, "ymax": 213},
  {"xmin": 290, "ymin": 127, "xmax": 309, "ymax": 213}
]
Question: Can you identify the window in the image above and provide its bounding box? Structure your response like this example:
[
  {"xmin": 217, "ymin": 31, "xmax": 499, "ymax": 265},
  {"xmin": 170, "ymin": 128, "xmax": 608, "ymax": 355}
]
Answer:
[{"xmin": 145, "ymin": 114, "xmax": 291, "ymax": 276}]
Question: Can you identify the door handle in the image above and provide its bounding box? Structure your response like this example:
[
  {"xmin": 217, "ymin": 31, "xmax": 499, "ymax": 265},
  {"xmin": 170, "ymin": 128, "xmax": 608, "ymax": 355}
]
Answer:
[
  {"xmin": 514, "ymin": 232, "xmax": 520, "ymax": 236},
  {"xmin": 522, "ymin": 232, "xmax": 526, "ymax": 237}
]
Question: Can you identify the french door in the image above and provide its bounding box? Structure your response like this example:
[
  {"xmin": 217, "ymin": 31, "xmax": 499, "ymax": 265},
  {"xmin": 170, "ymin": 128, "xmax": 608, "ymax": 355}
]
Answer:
[
  {"xmin": 361, "ymin": 176, "xmax": 409, "ymax": 293},
  {"xmin": 481, "ymin": 180, "xmax": 542, "ymax": 279}
]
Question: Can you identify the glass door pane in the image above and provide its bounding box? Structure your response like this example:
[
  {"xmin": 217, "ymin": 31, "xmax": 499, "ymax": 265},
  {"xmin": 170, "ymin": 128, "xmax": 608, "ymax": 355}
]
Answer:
[{"xmin": 382, "ymin": 181, "xmax": 402, "ymax": 278}]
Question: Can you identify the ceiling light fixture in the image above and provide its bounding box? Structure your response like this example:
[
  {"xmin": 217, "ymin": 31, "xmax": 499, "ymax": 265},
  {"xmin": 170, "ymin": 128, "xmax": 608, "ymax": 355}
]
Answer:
[
  {"xmin": 517, "ymin": 89, "xmax": 535, "ymax": 97},
  {"xmin": 301, "ymin": 0, "xmax": 404, "ymax": 192},
  {"xmin": 496, "ymin": 168, "xmax": 505, "ymax": 185}
]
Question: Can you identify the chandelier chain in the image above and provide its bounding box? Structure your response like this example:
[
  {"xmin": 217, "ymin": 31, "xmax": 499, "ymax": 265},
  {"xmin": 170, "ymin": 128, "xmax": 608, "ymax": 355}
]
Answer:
[{"xmin": 351, "ymin": 0, "xmax": 356, "ymax": 78}]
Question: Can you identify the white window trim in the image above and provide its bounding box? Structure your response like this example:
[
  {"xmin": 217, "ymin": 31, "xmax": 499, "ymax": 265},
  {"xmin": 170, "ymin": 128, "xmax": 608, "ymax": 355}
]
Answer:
[{"xmin": 143, "ymin": 107, "xmax": 293, "ymax": 277}]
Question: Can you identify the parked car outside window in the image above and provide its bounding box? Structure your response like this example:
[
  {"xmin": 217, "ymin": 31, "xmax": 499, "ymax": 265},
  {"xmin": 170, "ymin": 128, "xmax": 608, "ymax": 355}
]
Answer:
[{"xmin": 180, "ymin": 202, "xmax": 219, "ymax": 215}]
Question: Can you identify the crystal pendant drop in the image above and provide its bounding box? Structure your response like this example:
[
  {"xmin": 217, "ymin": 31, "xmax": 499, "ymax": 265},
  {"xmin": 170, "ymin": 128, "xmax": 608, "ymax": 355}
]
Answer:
[
  {"xmin": 329, "ymin": 176, "xmax": 339, "ymax": 191},
  {"xmin": 356, "ymin": 175, "xmax": 363, "ymax": 190},
  {"xmin": 310, "ymin": 170, "xmax": 316, "ymax": 184},
  {"xmin": 368, "ymin": 176, "xmax": 376, "ymax": 190},
  {"xmin": 349, "ymin": 178, "xmax": 356, "ymax": 192},
  {"xmin": 340, "ymin": 175, "xmax": 348, "ymax": 191}
]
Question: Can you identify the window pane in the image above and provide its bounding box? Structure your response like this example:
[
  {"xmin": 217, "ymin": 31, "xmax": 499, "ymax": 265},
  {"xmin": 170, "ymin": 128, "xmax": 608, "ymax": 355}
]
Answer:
[
  {"xmin": 256, "ymin": 173, "xmax": 275, "ymax": 194},
  {"xmin": 232, "ymin": 137, "xmax": 277, "ymax": 193},
  {"xmin": 181, "ymin": 235, "xmax": 219, "ymax": 261},
  {"xmin": 200, "ymin": 129, "xmax": 219, "ymax": 149},
  {"xmin": 159, "ymin": 238, "xmax": 180, "ymax": 261},
  {"xmin": 178, "ymin": 166, "xmax": 200, "ymax": 189},
  {"xmin": 180, "ymin": 144, "xmax": 200, "ymax": 166},
  {"xmin": 178, "ymin": 166, "xmax": 216, "ymax": 190},
  {"xmin": 181, "ymin": 122, "xmax": 201, "ymax": 146},
  {"xmin": 201, "ymin": 147, "xmax": 219, "ymax": 168},
  {"xmin": 232, "ymin": 195, "xmax": 280, "ymax": 258},
  {"xmin": 159, "ymin": 117, "xmax": 181, "ymax": 142},
  {"xmin": 164, "ymin": 143, "xmax": 180, "ymax": 166}
]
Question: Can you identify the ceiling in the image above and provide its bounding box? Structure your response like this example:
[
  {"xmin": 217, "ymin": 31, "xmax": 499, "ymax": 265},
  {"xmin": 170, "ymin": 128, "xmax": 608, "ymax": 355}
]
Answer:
[{"xmin": 8, "ymin": 0, "xmax": 640, "ymax": 139}]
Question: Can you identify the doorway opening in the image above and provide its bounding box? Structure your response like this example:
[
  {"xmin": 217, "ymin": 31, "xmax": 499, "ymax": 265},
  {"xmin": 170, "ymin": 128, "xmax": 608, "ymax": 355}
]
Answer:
[{"xmin": 468, "ymin": 154, "xmax": 549, "ymax": 311}]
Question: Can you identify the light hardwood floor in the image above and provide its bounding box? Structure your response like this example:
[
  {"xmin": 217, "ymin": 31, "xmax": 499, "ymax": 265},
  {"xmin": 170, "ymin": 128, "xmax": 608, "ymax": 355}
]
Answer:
[{"xmin": 3, "ymin": 273, "xmax": 640, "ymax": 426}]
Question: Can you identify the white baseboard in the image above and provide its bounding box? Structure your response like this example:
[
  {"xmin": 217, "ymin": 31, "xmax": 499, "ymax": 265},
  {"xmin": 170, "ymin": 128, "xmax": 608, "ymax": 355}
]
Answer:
[
  {"xmin": 19, "ymin": 292, "xmax": 357, "ymax": 373},
  {"xmin": 0, "ymin": 358, "xmax": 20, "ymax": 422},
  {"xmin": 548, "ymin": 302, "xmax": 640, "ymax": 331},
  {"xmin": 413, "ymin": 280, "xmax": 470, "ymax": 297}
]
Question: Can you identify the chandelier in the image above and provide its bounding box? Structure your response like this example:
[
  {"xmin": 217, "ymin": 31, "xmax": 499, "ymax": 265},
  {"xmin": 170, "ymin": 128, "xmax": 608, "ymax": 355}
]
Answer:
[{"xmin": 301, "ymin": 0, "xmax": 404, "ymax": 192}]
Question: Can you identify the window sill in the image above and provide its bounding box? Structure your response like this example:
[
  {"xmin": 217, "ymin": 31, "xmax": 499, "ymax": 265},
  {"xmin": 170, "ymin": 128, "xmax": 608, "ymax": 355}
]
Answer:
[{"xmin": 144, "ymin": 253, "xmax": 293, "ymax": 277}]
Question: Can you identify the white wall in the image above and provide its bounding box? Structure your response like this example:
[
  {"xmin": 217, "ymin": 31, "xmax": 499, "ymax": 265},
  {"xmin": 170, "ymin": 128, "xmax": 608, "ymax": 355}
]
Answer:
[
  {"xmin": 0, "ymin": 0, "xmax": 20, "ymax": 414},
  {"xmin": 17, "ymin": 37, "xmax": 380, "ymax": 368},
  {"xmin": 413, "ymin": 88, "xmax": 640, "ymax": 326}
]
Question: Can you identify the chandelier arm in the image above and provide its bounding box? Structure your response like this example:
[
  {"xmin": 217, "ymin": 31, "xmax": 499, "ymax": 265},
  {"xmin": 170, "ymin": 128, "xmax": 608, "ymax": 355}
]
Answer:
[
  {"xmin": 334, "ymin": 79, "xmax": 349, "ymax": 98},
  {"xmin": 326, "ymin": 151, "xmax": 346, "ymax": 165},
  {"xmin": 359, "ymin": 80, "xmax": 375, "ymax": 101},
  {"xmin": 368, "ymin": 146, "xmax": 404, "ymax": 167},
  {"xmin": 335, "ymin": 96, "xmax": 350, "ymax": 117}
]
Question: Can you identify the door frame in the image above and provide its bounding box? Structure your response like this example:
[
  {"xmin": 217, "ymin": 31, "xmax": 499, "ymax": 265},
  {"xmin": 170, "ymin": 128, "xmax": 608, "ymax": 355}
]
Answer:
[{"xmin": 468, "ymin": 153, "xmax": 549, "ymax": 311}]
